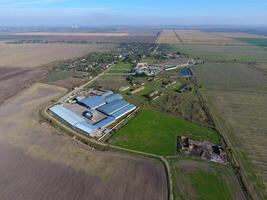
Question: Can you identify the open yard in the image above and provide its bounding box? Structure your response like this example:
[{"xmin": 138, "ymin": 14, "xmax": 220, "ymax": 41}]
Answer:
[
  {"xmin": 169, "ymin": 158, "xmax": 246, "ymax": 200},
  {"xmin": 109, "ymin": 108, "xmax": 219, "ymax": 156},
  {"xmin": 0, "ymin": 83, "xmax": 168, "ymax": 200},
  {"xmin": 0, "ymin": 42, "xmax": 113, "ymax": 68},
  {"xmin": 192, "ymin": 63, "xmax": 267, "ymax": 199}
]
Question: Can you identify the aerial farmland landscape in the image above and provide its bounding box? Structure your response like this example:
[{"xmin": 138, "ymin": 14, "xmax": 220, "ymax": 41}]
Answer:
[{"xmin": 0, "ymin": 1, "xmax": 267, "ymax": 200}]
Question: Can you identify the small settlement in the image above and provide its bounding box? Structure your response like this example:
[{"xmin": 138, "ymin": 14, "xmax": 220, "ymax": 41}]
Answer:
[{"xmin": 49, "ymin": 89, "xmax": 136, "ymax": 138}]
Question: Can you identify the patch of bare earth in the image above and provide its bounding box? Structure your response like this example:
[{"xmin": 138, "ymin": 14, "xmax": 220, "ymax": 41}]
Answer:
[
  {"xmin": 0, "ymin": 83, "xmax": 167, "ymax": 200},
  {"xmin": 0, "ymin": 66, "xmax": 48, "ymax": 105},
  {"xmin": 50, "ymin": 77, "xmax": 88, "ymax": 90}
]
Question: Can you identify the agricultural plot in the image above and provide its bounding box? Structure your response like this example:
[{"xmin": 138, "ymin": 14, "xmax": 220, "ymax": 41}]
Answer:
[
  {"xmin": 171, "ymin": 44, "xmax": 267, "ymax": 62},
  {"xmin": 192, "ymin": 63, "xmax": 267, "ymax": 92},
  {"xmin": 93, "ymin": 75, "xmax": 129, "ymax": 91},
  {"xmin": 237, "ymin": 38, "xmax": 267, "ymax": 47},
  {"xmin": 41, "ymin": 69, "xmax": 88, "ymax": 90},
  {"xmin": 0, "ymin": 66, "xmax": 48, "ymax": 105},
  {"xmin": 174, "ymin": 30, "xmax": 239, "ymax": 45},
  {"xmin": 11, "ymin": 32, "xmax": 129, "ymax": 36},
  {"xmin": 0, "ymin": 83, "xmax": 168, "ymax": 200},
  {"xmin": 109, "ymin": 108, "xmax": 219, "ymax": 156},
  {"xmin": 212, "ymin": 32, "xmax": 267, "ymax": 39},
  {"xmin": 169, "ymin": 158, "xmax": 246, "ymax": 200},
  {"xmin": 156, "ymin": 30, "xmax": 181, "ymax": 44},
  {"xmin": 1, "ymin": 32, "xmax": 157, "ymax": 43},
  {"xmin": 104, "ymin": 62, "xmax": 133, "ymax": 75},
  {"xmin": 0, "ymin": 42, "xmax": 112, "ymax": 68},
  {"xmin": 193, "ymin": 63, "xmax": 267, "ymax": 199}
]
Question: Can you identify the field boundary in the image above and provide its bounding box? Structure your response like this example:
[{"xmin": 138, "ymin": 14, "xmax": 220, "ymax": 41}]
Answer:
[
  {"xmin": 174, "ymin": 31, "xmax": 183, "ymax": 43},
  {"xmin": 198, "ymin": 91, "xmax": 261, "ymax": 200}
]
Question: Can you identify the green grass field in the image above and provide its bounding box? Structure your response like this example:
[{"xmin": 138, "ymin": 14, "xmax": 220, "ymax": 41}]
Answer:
[
  {"xmin": 105, "ymin": 62, "xmax": 133, "ymax": 74},
  {"xmin": 238, "ymin": 38, "xmax": 267, "ymax": 47},
  {"xmin": 169, "ymin": 158, "xmax": 245, "ymax": 200},
  {"xmin": 170, "ymin": 44, "xmax": 267, "ymax": 62},
  {"xmin": 189, "ymin": 171, "xmax": 231, "ymax": 200},
  {"xmin": 191, "ymin": 63, "xmax": 267, "ymax": 92},
  {"xmin": 109, "ymin": 108, "xmax": 219, "ymax": 156}
]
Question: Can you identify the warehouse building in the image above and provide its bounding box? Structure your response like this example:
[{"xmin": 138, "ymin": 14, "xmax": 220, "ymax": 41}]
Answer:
[
  {"xmin": 77, "ymin": 96, "xmax": 106, "ymax": 109},
  {"xmin": 97, "ymin": 99, "xmax": 136, "ymax": 120},
  {"xmin": 49, "ymin": 104, "xmax": 97, "ymax": 136},
  {"xmin": 111, "ymin": 104, "xmax": 136, "ymax": 119},
  {"xmin": 104, "ymin": 93, "xmax": 123, "ymax": 103},
  {"xmin": 94, "ymin": 116, "xmax": 115, "ymax": 129},
  {"xmin": 49, "ymin": 90, "xmax": 137, "ymax": 138},
  {"xmin": 77, "ymin": 91, "xmax": 123, "ymax": 109}
]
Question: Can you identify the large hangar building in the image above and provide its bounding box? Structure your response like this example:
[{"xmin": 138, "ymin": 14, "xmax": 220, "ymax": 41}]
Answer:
[{"xmin": 49, "ymin": 90, "xmax": 136, "ymax": 138}]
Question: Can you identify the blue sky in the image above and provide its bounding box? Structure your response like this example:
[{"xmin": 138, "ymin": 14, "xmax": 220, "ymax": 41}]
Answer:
[{"xmin": 0, "ymin": 0, "xmax": 266, "ymax": 26}]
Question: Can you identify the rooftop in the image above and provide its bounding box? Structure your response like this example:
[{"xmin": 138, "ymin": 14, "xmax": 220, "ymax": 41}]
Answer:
[{"xmin": 77, "ymin": 96, "xmax": 106, "ymax": 109}]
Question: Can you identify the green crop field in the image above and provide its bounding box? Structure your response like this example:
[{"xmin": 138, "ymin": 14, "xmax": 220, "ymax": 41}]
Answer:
[
  {"xmin": 105, "ymin": 62, "xmax": 133, "ymax": 74},
  {"xmin": 193, "ymin": 62, "xmax": 267, "ymax": 199},
  {"xmin": 109, "ymin": 108, "xmax": 219, "ymax": 156},
  {"xmin": 169, "ymin": 158, "xmax": 245, "ymax": 200},
  {"xmin": 189, "ymin": 171, "xmax": 231, "ymax": 200},
  {"xmin": 237, "ymin": 38, "xmax": 267, "ymax": 47},
  {"xmin": 192, "ymin": 63, "xmax": 267, "ymax": 92},
  {"xmin": 170, "ymin": 44, "xmax": 267, "ymax": 62}
]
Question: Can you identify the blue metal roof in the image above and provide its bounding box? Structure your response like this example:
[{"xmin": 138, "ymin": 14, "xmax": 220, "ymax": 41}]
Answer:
[
  {"xmin": 112, "ymin": 104, "xmax": 136, "ymax": 119},
  {"xmin": 78, "ymin": 96, "xmax": 106, "ymax": 109},
  {"xmin": 179, "ymin": 68, "xmax": 192, "ymax": 76},
  {"xmin": 97, "ymin": 99, "xmax": 129, "ymax": 115},
  {"xmin": 94, "ymin": 116, "xmax": 115, "ymax": 129},
  {"xmin": 75, "ymin": 121, "xmax": 97, "ymax": 135},
  {"xmin": 49, "ymin": 104, "xmax": 86, "ymax": 126},
  {"xmin": 101, "ymin": 90, "xmax": 114, "ymax": 98},
  {"xmin": 104, "ymin": 93, "xmax": 123, "ymax": 103}
]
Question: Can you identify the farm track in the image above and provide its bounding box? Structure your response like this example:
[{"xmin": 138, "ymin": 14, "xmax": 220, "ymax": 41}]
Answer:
[{"xmin": 174, "ymin": 31, "xmax": 183, "ymax": 43}]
